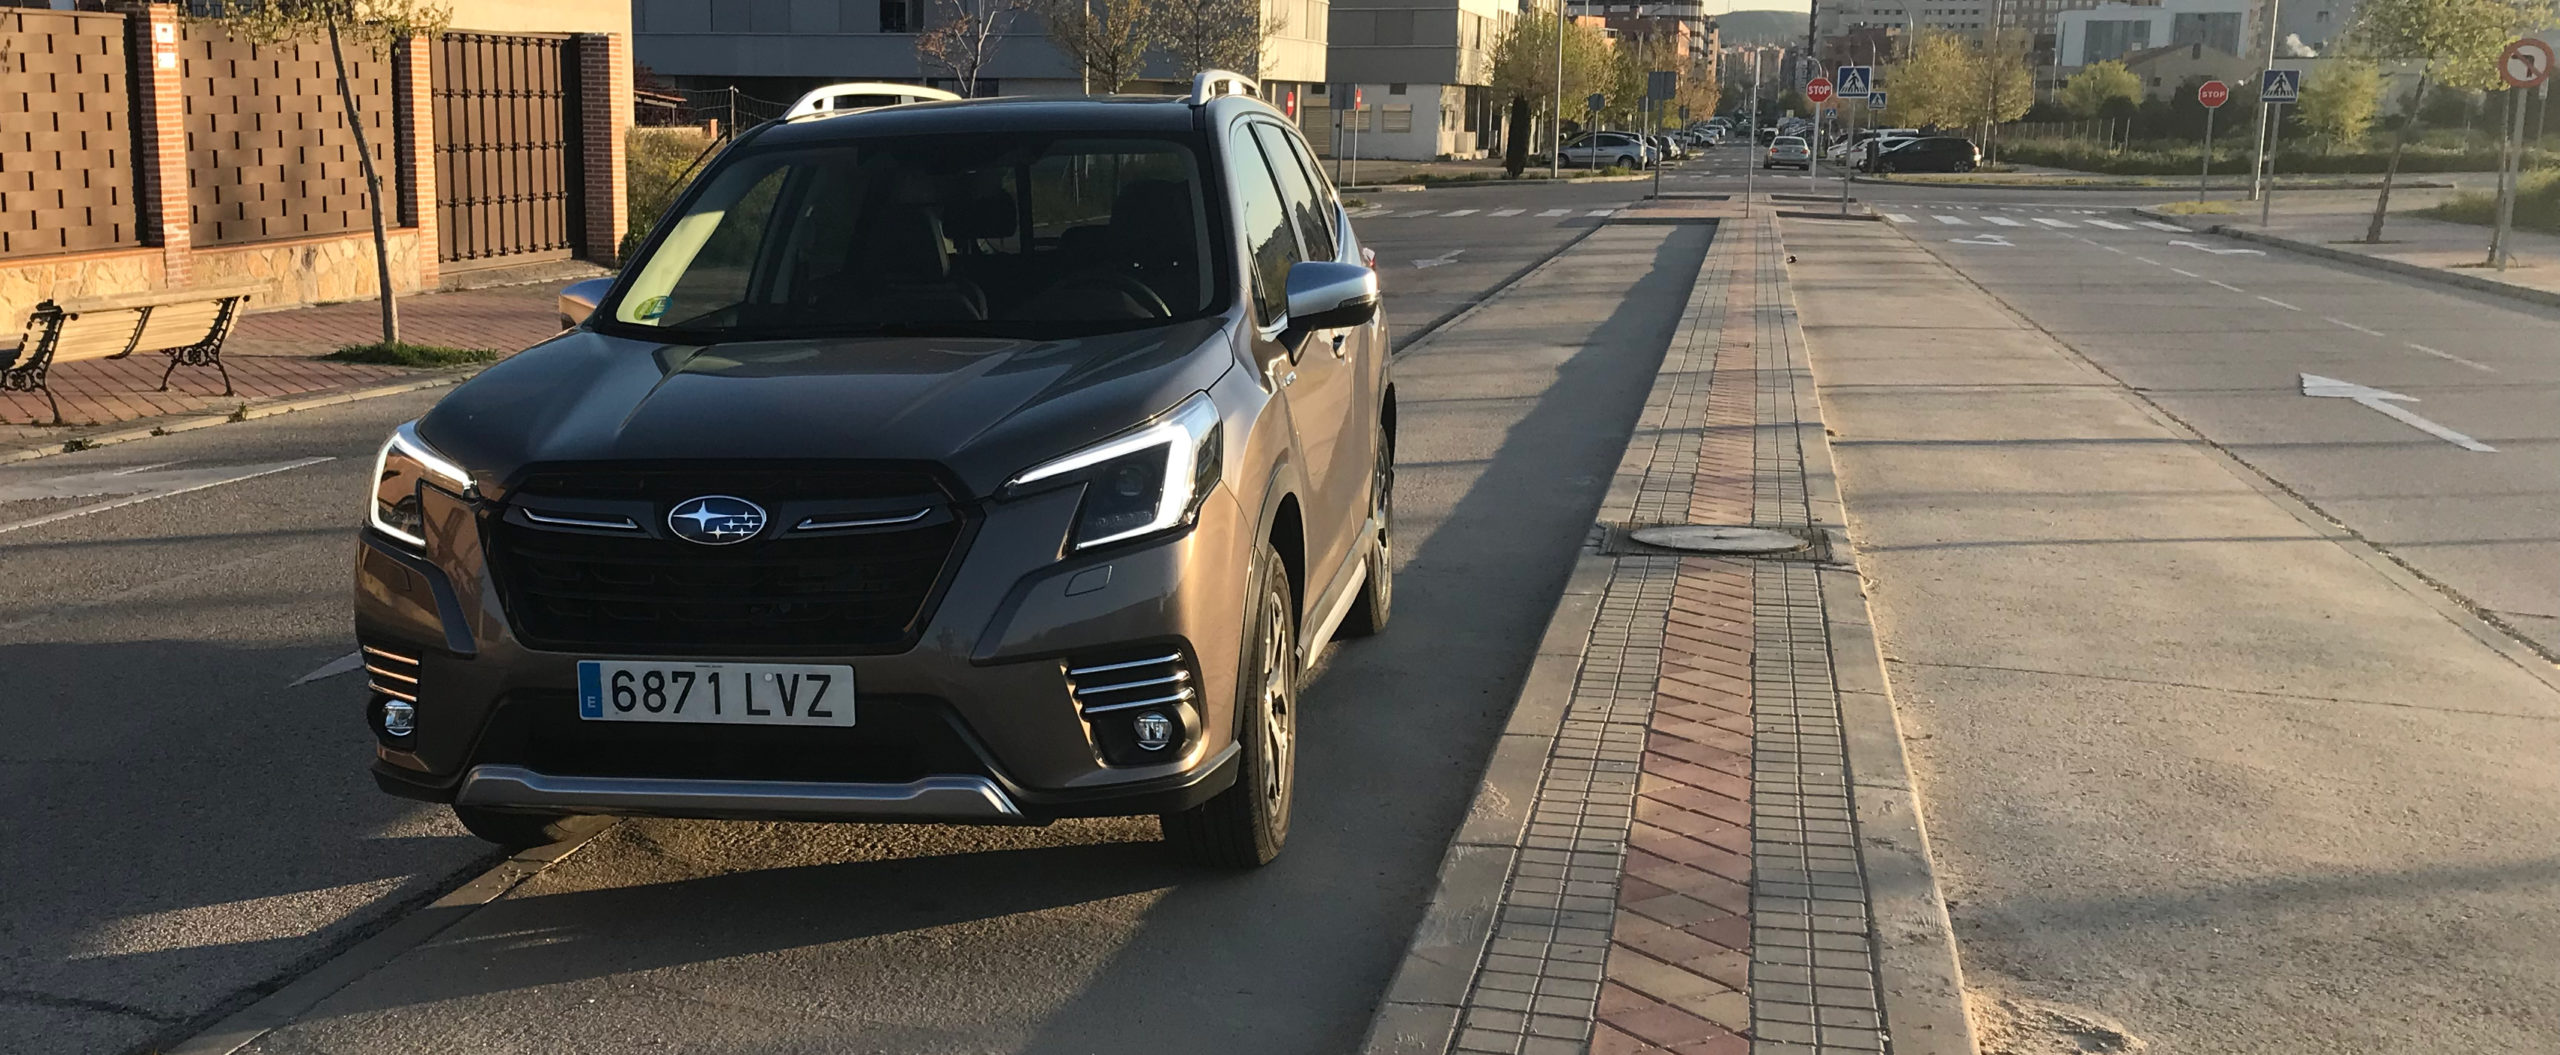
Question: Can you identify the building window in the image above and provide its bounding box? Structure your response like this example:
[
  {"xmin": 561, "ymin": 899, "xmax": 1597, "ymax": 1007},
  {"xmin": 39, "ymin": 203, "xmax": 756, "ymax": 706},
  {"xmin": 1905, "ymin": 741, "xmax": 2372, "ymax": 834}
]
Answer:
[
  {"xmin": 1389, "ymin": 83, "xmax": 1407, "ymax": 95},
  {"xmin": 880, "ymin": 0, "xmax": 910, "ymax": 32}
]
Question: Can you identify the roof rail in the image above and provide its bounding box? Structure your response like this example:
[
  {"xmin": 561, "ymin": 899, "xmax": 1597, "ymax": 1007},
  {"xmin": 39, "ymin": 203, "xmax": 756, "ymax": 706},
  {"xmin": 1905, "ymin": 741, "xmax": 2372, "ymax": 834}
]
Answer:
[
  {"xmin": 1187, "ymin": 70, "xmax": 1258, "ymax": 106},
  {"xmin": 784, "ymin": 82, "xmax": 963, "ymax": 120}
]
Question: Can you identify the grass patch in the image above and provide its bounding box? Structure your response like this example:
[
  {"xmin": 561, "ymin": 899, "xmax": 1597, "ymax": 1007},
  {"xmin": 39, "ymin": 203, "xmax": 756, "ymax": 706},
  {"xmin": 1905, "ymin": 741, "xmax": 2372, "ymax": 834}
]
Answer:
[
  {"xmin": 2153, "ymin": 200, "xmax": 2240, "ymax": 215},
  {"xmin": 2422, "ymin": 170, "xmax": 2560, "ymax": 233},
  {"xmin": 323, "ymin": 342, "xmax": 503, "ymax": 368}
]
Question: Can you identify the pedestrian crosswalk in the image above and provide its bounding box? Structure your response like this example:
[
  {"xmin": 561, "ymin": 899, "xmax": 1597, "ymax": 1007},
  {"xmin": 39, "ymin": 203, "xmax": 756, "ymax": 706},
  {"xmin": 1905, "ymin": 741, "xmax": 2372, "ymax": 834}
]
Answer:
[
  {"xmin": 1343, "ymin": 203, "xmax": 1628, "ymax": 221},
  {"xmin": 1869, "ymin": 210, "xmax": 2194, "ymax": 235}
]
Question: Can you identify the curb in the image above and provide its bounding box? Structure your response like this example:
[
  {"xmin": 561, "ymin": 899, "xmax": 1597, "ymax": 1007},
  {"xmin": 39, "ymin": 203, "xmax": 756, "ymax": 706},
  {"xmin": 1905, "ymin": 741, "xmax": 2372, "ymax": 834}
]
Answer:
[
  {"xmin": 2133, "ymin": 207, "xmax": 2560, "ymax": 311},
  {"xmin": 1340, "ymin": 183, "xmax": 1430, "ymax": 193},
  {"xmin": 1346, "ymin": 171, "xmax": 1664, "ymax": 193},
  {"xmin": 1853, "ymin": 175, "xmax": 2457, "ymax": 192},
  {"xmin": 1775, "ymin": 216, "xmax": 1978, "ymax": 1055},
  {"xmin": 0, "ymin": 370, "xmax": 477, "ymax": 466},
  {"xmin": 1359, "ymin": 551, "xmax": 1615, "ymax": 1055},
  {"xmin": 159, "ymin": 818, "xmax": 618, "ymax": 1055}
]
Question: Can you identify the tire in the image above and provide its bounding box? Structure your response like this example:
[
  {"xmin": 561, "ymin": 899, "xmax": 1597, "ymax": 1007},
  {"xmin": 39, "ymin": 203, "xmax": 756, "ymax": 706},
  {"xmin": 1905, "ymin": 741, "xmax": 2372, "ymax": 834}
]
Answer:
[
  {"xmin": 1161, "ymin": 541, "xmax": 1297, "ymax": 868},
  {"xmin": 1340, "ymin": 419, "xmax": 1394, "ymax": 638},
  {"xmin": 452, "ymin": 805, "xmax": 580, "ymax": 850},
  {"xmin": 1953, "ymin": 159, "xmax": 1976, "ymax": 173},
  {"xmin": 1616, "ymin": 155, "xmax": 1635, "ymax": 169}
]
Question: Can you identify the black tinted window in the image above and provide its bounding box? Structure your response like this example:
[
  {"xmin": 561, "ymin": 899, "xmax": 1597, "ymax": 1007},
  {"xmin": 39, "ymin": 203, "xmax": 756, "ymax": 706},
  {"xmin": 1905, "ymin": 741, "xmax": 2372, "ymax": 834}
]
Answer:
[
  {"xmin": 1251, "ymin": 122, "xmax": 1335, "ymax": 263},
  {"xmin": 1232, "ymin": 126, "xmax": 1301, "ymax": 326}
]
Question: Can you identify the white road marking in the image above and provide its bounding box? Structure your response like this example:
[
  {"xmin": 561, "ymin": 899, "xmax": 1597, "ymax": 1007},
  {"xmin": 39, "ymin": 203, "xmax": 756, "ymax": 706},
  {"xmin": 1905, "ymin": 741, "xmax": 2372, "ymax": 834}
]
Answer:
[
  {"xmin": 2323, "ymin": 316, "xmax": 2385, "ymax": 336},
  {"xmin": 0, "ymin": 457, "xmax": 335, "ymax": 537},
  {"xmin": 2099, "ymin": 244, "xmax": 2128, "ymax": 254},
  {"xmin": 1490, "ymin": 208, "xmax": 1525, "ymax": 217},
  {"xmin": 1412, "ymin": 248, "xmax": 1465, "ymax": 269},
  {"xmin": 2210, "ymin": 279, "xmax": 2246, "ymax": 292},
  {"xmin": 2257, "ymin": 295, "xmax": 2302, "ymax": 310},
  {"xmin": 1585, "ymin": 208, "xmax": 1616, "ymax": 217},
  {"xmin": 2139, "ymin": 220, "xmax": 2189, "ymax": 231},
  {"xmin": 1537, "ymin": 208, "xmax": 1572, "ymax": 217},
  {"xmin": 2132, "ymin": 256, "xmax": 2162, "ymax": 265},
  {"xmin": 2170, "ymin": 239, "xmax": 2265, "ymax": 255},
  {"xmin": 292, "ymin": 651, "xmax": 364, "ymax": 686},
  {"xmin": 2301, "ymin": 373, "xmax": 2496, "ymax": 451},
  {"xmin": 2085, "ymin": 218, "xmax": 2134, "ymax": 230},
  {"xmin": 1396, "ymin": 209, "xmax": 1438, "ymax": 218},
  {"xmin": 1985, "ymin": 215, "xmax": 2026, "ymax": 227},
  {"xmin": 2408, "ymin": 343, "xmax": 2497, "ymax": 372},
  {"xmin": 2032, "ymin": 217, "xmax": 2076, "ymax": 228},
  {"xmin": 1933, "ymin": 215, "xmax": 1971, "ymax": 225},
  {"xmin": 1441, "ymin": 208, "xmax": 1480, "ymax": 217},
  {"xmin": 1350, "ymin": 206, "xmax": 1393, "ymax": 217},
  {"xmin": 1950, "ymin": 234, "xmax": 2015, "ymax": 247},
  {"xmin": 2169, "ymin": 267, "xmax": 2201, "ymax": 277},
  {"xmin": 1884, "ymin": 213, "xmax": 1917, "ymax": 223}
]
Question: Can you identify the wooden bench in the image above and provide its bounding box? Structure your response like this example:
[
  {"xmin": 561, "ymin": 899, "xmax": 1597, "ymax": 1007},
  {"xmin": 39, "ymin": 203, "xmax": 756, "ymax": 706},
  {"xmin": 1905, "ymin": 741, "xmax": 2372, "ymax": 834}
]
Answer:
[{"xmin": 0, "ymin": 284, "xmax": 264, "ymax": 425}]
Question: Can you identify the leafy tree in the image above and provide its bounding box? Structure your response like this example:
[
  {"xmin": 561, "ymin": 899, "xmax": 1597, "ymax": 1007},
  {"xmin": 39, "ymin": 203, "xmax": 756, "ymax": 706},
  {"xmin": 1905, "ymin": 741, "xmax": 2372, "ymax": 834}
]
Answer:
[
  {"xmin": 1488, "ymin": 10, "xmax": 1611, "ymax": 173},
  {"xmin": 1882, "ymin": 30, "xmax": 1977, "ymax": 129},
  {"xmin": 2061, "ymin": 60, "xmax": 2143, "ymax": 118},
  {"xmin": 2296, "ymin": 59, "xmax": 2381, "ymax": 141},
  {"xmin": 189, "ymin": 0, "xmax": 451, "ymax": 344},
  {"xmin": 1967, "ymin": 30, "xmax": 2036, "ymax": 157},
  {"xmin": 916, "ymin": 0, "xmax": 1025, "ymax": 98},
  {"xmin": 1155, "ymin": 0, "xmax": 1285, "ymax": 79},
  {"xmin": 1033, "ymin": 0, "xmax": 1153, "ymax": 92},
  {"xmin": 2345, "ymin": 0, "xmax": 2550, "ymax": 241}
]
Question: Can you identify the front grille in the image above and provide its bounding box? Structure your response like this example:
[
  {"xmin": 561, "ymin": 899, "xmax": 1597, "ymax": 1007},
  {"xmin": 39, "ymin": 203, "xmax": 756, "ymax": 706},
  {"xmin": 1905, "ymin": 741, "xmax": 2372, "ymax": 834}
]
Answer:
[
  {"xmin": 488, "ymin": 463, "xmax": 968, "ymax": 655},
  {"xmin": 363, "ymin": 644, "xmax": 421, "ymax": 703},
  {"xmin": 1067, "ymin": 651, "xmax": 1194, "ymax": 716}
]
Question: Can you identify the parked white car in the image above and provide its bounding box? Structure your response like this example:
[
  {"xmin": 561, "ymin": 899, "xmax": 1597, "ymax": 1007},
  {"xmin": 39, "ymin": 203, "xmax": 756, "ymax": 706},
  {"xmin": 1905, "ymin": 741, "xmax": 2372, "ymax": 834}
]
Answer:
[{"xmin": 1559, "ymin": 132, "xmax": 1658, "ymax": 169}]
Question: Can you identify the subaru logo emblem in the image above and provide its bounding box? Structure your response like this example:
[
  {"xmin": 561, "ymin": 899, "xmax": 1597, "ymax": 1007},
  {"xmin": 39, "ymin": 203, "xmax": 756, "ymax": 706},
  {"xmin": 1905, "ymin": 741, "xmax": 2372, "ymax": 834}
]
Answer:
[{"xmin": 667, "ymin": 495, "xmax": 767, "ymax": 546}]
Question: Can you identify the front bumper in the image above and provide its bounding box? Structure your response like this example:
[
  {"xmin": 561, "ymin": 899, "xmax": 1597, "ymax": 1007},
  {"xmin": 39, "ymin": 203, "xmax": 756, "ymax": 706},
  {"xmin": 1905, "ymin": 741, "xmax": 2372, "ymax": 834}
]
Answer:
[{"xmin": 355, "ymin": 468, "xmax": 1255, "ymax": 824}]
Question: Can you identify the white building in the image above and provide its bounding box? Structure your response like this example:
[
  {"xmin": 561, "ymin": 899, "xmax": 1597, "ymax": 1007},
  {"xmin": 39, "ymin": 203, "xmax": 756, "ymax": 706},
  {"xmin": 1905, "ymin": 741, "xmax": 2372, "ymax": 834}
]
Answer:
[
  {"xmin": 1320, "ymin": 0, "xmax": 1516, "ymax": 160},
  {"xmin": 2055, "ymin": 0, "xmax": 2259, "ymax": 68}
]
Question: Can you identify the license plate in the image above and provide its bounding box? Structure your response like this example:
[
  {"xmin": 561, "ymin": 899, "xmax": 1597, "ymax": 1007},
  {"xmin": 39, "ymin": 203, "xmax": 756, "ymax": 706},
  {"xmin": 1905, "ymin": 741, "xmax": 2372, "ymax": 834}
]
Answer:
[{"xmin": 576, "ymin": 660, "xmax": 855, "ymax": 726}]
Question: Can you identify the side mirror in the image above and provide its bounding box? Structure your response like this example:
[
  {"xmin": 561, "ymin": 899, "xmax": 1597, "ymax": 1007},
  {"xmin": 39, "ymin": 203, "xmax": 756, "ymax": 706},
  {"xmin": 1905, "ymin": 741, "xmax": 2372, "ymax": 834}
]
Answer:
[
  {"xmin": 1283, "ymin": 260, "xmax": 1378, "ymax": 338},
  {"xmin": 558, "ymin": 276, "xmax": 615, "ymax": 330}
]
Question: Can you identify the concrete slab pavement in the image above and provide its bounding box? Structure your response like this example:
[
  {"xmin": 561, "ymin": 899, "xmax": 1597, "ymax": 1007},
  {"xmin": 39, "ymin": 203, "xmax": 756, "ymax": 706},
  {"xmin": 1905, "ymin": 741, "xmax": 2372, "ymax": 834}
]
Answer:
[{"xmin": 1788, "ymin": 214, "xmax": 2560, "ymax": 1053}]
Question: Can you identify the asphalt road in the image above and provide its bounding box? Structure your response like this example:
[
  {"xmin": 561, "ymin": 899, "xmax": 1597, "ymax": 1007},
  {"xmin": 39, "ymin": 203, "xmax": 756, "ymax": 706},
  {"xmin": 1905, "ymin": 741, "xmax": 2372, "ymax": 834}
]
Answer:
[
  {"xmin": 0, "ymin": 187, "xmax": 1710, "ymax": 1054},
  {"xmin": 1792, "ymin": 201, "xmax": 2560, "ymax": 1053}
]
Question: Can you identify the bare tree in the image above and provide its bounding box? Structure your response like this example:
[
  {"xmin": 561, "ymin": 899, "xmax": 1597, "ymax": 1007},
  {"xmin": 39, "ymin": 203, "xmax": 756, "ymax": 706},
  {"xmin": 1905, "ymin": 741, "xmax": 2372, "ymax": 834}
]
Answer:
[
  {"xmin": 917, "ymin": 0, "xmax": 1026, "ymax": 98},
  {"xmin": 1033, "ymin": 0, "xmax": 1154, "ymax": 93},
  {"xmin": 190, "ymin": 0, "xmax": 451, "ymax": 346},
  {"xmin": 1156, "ymin": 0, "xmax": 1284, "ymax": 79}
]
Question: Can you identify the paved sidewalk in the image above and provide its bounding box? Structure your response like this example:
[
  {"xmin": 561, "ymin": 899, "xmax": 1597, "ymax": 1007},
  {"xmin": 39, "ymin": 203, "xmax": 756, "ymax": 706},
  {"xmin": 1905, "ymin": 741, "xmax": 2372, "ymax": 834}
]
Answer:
[
  {"xmin": 1366, "ymin": 205, "xmax": 1970, "ymax": 1055},
  {"xmin": 2149, "ymin": 190, "xmax": 2560, "ymax": 306},
  {"xmin": 2, "ymin": 283, "xmax": 561, "ymax": 455}
]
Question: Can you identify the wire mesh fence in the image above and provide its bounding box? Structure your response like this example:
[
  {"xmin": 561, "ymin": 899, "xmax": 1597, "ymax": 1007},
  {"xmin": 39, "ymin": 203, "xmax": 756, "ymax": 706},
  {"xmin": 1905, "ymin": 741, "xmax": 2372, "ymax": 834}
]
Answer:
[{"xmin": 637, "ymin": 85, "xmax": 796, "ymax": 139}]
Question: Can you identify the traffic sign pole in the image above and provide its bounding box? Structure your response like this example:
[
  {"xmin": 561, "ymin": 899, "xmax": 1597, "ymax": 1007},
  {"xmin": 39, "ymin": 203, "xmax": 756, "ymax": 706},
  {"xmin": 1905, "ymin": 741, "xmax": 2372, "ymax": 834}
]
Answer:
[
  {"xmin": 2491, "ymin": 38, "xmax": 2553, "ymax": 268},
  {"xmin": 2200, "ymin": 105, "xmax": 2215, "ymax": 202},
  {"xmin": 2261, "ymin": 102, "xmax": 2283, "ymax": 225},
  {"xmin": 1804, "ymin": 75, "xmax": 1833, "ymax": 186}
]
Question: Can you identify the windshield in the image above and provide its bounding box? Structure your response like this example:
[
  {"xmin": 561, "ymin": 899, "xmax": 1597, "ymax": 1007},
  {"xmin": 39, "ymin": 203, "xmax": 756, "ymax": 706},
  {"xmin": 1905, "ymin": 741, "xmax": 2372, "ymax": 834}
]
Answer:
[{"xmin": 604, "ymin": 133, "xmax": 1224, "ymax": 341}]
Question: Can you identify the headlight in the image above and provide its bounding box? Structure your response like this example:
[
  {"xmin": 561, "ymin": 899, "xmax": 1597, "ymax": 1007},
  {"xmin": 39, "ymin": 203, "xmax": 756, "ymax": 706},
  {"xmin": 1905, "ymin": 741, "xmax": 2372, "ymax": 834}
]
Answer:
[
  {"xmin": 368, "ymin": 421, "xmax": 470, "ymax": 548},
  {"xmin": 1008, "ymin": 392, "xmax": 1223, "ymax": 551}
]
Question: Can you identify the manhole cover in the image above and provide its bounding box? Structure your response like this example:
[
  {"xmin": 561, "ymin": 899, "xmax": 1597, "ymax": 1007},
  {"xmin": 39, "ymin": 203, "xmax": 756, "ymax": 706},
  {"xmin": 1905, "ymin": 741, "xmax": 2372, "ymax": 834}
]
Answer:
[{"xmin": 1628, "ymin": 524, "xmax": 1808, "ymax": 555}]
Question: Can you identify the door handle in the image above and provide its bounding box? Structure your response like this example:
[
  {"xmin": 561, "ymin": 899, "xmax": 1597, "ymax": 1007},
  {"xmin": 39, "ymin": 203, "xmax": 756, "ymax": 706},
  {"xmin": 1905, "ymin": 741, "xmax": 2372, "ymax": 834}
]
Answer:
[{"xmin": 1329, "ymin": 332, "xmax": 1348, "ymax": 358}]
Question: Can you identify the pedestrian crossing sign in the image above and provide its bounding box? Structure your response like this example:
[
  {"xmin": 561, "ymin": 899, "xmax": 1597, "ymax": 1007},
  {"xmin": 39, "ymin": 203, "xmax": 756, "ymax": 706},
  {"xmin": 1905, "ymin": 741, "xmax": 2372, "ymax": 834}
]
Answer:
[
  {"xmin": 2260, "ymin": 68, "xmax": 2301, "ymax": 102},
  {"xmin": 1835, "ymin": 66, "xmax": 1873, "ymax": 97}
]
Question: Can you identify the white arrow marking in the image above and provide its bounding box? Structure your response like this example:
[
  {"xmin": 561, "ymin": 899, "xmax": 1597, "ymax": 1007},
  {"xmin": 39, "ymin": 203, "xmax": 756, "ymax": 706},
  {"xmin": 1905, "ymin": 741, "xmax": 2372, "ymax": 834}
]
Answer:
[
  {"xmin": 2300, "ymin": 373, "xmax": 2495, "ymax": 452},
  {"xmin": 2169, "ymin": 239, "xmax": 2265, "ymax": 255},
  {"xmin": 292, "ymin": 650, "xmax": 365, "ymax": 686},
  {"xmin": 0, "ymin": 457, "xmax": 336, "ymax": 536},
  {"xmin": 1412, "ymin": 248, "xmax": 1465, "ymax": 269},
  {"xmin": 1950, "ymin": 234, "xmax": 2014, "ymax": 246}
]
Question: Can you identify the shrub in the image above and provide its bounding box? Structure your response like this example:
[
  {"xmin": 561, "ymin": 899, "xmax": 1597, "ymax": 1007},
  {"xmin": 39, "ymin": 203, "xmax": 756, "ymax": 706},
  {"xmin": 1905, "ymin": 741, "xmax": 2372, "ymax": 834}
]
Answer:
[
  {"xmin": 2000, "ymin": 135, "xmax": 2552, "ymax": 175},
  {"xmin": 622, "ymin": 126, "xmax": 719, "ymax": 261},
  {"xmin": 322, "ymin": 342, "xmax": 502, "ymax": 367},
  {"xmin": 2423, "ymin": 170, "xmax": 2560, "ymax": 232}
]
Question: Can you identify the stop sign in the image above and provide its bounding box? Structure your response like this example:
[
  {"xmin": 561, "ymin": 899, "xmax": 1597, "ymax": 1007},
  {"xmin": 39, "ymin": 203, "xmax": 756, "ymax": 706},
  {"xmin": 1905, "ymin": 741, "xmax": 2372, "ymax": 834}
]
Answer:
[
  {"xmin": 2197, "ymin": 80, "xmax": 2230, "ymax": 108},
  {"xmin": 1806, "ymin": 77, "xmax": 1835, "ymax": 104}
]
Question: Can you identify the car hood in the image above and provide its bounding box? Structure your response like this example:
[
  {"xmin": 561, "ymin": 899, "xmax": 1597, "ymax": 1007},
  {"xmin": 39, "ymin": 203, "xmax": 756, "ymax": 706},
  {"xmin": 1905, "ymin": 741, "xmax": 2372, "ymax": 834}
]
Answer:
[{"xmin": 418, "ymin": 319, "xmax": 1236, "ymax": 500}]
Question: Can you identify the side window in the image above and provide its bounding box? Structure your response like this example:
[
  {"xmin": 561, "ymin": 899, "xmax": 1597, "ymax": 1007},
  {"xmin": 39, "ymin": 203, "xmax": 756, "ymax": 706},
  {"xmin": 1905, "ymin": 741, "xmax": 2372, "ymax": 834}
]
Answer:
[
  {"xmin": 1281, "ymin": 130, "xmax": 1343, "ymax": 255},
  {"xmin": 1232, "ymin": 126, "xmax": 1302, "ymax": 326},
  {"xmin": 1251, "ymin": 122, "xmax": 1336, "ymax": 263}
]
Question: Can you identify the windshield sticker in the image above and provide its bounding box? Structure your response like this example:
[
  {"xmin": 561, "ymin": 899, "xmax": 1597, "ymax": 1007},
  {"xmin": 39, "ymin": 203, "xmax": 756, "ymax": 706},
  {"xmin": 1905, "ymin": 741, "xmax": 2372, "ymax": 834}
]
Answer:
[{"xmin": 635, "ymin": 295, "xmax": 670, "ymax": 321}]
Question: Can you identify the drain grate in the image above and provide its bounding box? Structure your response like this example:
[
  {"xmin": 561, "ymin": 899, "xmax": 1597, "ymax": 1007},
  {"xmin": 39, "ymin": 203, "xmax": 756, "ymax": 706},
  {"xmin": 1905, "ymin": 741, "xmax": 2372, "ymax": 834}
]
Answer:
[{"xmin": 1593, "ymin": 521, "xmax": 1836, "ymax": 562}]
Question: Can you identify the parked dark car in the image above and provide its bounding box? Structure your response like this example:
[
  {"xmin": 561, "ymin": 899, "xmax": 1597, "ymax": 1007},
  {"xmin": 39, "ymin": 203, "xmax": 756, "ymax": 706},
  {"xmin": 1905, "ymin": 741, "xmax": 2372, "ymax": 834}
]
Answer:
[
  {"xmin": 356, "ymin": 72, "xmax": 1394, "ymax": 869},
  {"xmin": 1864, "ymin": 136, "xmax": 1981, "ymax": 173}
]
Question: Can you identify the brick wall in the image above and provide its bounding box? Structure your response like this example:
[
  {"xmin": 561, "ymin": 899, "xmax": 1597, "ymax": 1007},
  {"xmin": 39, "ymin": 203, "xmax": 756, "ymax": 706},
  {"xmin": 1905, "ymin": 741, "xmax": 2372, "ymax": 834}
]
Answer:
[{"xmin": 575, "ymin": 31, "xmax": 631, "ymax": 266}]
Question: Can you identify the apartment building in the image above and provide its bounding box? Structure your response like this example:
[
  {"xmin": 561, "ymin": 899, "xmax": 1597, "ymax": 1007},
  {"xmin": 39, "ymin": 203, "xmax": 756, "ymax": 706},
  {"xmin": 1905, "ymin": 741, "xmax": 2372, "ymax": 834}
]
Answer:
[
  {"xmin": 1321, "ymin": 0, "xmax": 1514, "ymax": 160},
  {"xmin": 631, "ymin": 0, "xmax": 1327, "ymax": 112},
  {"xmin": 2055, "ymin": 0, "xmax": 2255, "ymax": 67}
]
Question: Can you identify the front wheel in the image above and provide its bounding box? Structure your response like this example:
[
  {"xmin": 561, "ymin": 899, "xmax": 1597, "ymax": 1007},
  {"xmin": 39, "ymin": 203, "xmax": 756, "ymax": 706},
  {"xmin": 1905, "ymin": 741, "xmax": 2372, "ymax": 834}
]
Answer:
[
  {"xmin": 1953, "ymin": 159, "xmax": 1977, "ymax": 173},
  {"xmin": 1616, "ymin": 155, "xmax": 1636, "ymax": 169},
  {"xmin": 1161, "ymin": 541, "xmax": 1297, "ymax": 868}
]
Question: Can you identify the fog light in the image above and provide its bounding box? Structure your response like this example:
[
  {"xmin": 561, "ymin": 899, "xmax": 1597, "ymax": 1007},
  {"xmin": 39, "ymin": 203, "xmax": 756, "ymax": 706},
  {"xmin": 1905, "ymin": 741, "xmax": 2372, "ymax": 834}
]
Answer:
[
  {"xmin": 381, "ymin": 699, "xmax": 415, "ymax": 737},
  {"xmin": 1132, "ymin": 711, "xmax": 1174, "ymax": 751}
]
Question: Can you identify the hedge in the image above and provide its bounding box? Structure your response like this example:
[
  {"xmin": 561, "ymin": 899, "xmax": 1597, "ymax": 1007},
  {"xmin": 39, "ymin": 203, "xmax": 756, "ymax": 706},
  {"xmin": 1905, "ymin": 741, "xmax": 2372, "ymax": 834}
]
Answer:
[{"xmin": 2001, "ymin": 137, "xmax": 2555, "ymax": 175}]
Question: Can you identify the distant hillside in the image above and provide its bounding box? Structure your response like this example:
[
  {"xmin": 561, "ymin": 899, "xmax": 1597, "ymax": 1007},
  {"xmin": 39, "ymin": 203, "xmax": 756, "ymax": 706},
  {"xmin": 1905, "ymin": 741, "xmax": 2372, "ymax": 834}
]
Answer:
[{"xmin": 1715, "ymin": 9, "xmax": 1810, "ymax": 45}]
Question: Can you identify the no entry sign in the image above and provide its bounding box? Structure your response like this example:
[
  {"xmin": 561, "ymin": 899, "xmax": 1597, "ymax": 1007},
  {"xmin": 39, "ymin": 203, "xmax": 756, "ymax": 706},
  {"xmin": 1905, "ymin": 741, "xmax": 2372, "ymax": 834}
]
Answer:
[
  {"xmin": 1806, "ymin": 77, "xmax": 1834, "ymax": 104},
  {"xmin": 2197, "ymin": 79, "xmax": 2229, "ymax": 108}
]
